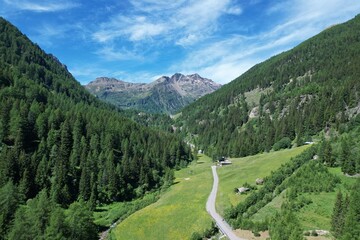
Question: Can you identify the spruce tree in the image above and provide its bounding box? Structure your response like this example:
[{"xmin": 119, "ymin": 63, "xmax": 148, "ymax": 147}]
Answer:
[
  {"xmin": 342, "ymin": 180, "xmax": 360, "ymax": 240},
  {"xmin": 331, "ymin": 191, "xmax": 345, "ymax": 237}
]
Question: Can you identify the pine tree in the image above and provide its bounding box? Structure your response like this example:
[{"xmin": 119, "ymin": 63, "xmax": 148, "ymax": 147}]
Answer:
[
  {"xmin": 331, "ymin": 191, "xmax": 346, "ymax": 237},
  {"xmin": 0, "ymin": 181, "xmax": 21, "ymax": 239},
  {"xmin": 340, "ymin": 137, "xmax": 356, "ymax": 174},
  {"xmin": 323, "ymin": 140, "xmax": 335, "ymax": 167}
]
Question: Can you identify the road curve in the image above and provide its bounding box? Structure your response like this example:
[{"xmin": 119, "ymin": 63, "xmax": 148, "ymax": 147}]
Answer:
[{"xmin": 206, "ymin": 166, "xmax": 246, "ymax": 240}]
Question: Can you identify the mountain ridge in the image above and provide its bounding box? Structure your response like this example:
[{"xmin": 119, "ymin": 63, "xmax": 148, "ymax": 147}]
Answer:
[
  {"xmin": 85, "ymin": 73, "xmax": 221, "ymax": 114},
  {"xmin": 176, "ymin": 14, "xmax": 360, "ymax": 158}
]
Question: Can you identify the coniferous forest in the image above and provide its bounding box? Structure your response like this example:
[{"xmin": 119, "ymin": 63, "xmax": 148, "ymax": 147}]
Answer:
[{"xmin": 0, "ymin": 17, "xmax": 192, "ymax": 239}]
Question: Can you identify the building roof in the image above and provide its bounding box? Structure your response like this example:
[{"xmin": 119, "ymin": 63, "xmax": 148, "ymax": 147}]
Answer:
[{"xmin": 238, "ymin": 187, "xmax": 250, "ymax": 193}]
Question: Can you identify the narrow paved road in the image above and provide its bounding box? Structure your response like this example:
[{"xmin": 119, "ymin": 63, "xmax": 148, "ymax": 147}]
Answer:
[{"xmin": 206, "ymin": 166, "xmax": 246, "ymax": 240}]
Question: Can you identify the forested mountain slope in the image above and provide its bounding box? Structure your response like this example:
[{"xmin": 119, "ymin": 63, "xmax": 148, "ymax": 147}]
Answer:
[
  {"xmin": 0, "ymin": 17, "xmax": 192, "ymax": 239},
  {"xmin": 177, "ymin": 14, "xmax": 360, "ymax": 158}
]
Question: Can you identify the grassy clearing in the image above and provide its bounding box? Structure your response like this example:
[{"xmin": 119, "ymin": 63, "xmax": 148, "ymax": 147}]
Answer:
[
  {"xmin": 244, "ymin": 87, "xmax": 272, "ymax": 107},
  {"xmin": 111, "ymin": 155, "xmax": 213, "ymax": 240},
  {"xmin": 216, "ymin": 146, "xmax": 309, "ymax": 215},
  {"xmin": 251, "ymin": 191, "xmax": 286, "ymax": 222}
]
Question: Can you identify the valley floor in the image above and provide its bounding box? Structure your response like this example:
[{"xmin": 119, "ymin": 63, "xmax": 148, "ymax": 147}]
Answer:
[
  {"xmin": 111, "ymin": 155, "xmax": 213, "ymax": 240},
  {"xmin": 109, "ymin": 146, "xmax": 355, "ymax": 239}
]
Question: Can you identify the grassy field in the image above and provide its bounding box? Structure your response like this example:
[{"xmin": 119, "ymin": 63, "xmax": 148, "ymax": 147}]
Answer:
[
  {"xmin": 216, "ymin": 146, "xmax": 310, "ymax": 215},
  {"xmin": 251, "ymin": 167, "xmax": 357, "ymax": 231},
  {"xmin": 111, "ymin": 155, "xmax": 213, "ymax": 240}
]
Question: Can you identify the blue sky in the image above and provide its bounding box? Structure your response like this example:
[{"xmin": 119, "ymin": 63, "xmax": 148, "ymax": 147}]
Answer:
[{"xmin": 1, "ymin": 0, "xmax": 360, "ymax": 84}]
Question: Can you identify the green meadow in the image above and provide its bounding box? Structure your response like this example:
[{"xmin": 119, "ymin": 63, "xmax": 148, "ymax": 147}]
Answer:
[
  {"xmin": 111, "ymin": 155, "xmax": 213, "ymax": 240},
  {"xmin": 216, "ymin": 146, "xmax": 310, "ymax": 215}
]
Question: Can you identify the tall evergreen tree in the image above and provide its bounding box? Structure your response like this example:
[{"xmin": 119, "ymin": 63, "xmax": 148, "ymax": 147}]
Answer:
[
  {"xmin": 331, "ymin": 191, "xmax": 347, "ymax": 237},
  {"xmin": 342, "ymin": 180, "xmax": 360, "ymax": 240}
]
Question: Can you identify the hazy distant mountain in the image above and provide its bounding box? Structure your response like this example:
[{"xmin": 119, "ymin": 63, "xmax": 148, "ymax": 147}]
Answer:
[{"xmin": 85, "ymin": 73, "xmax": 221, "ymax": 114}]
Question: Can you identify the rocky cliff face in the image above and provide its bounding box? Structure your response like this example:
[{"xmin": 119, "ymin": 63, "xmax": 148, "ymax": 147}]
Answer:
[{"xmin": 85, "ymin": 73, "xmax": 221, "ymax": 114}]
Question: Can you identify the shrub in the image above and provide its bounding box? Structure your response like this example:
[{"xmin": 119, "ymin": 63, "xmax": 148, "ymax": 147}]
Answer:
[
  {"xmin": 190, "ymin": 232, "xmax": 202, "ymax": 240},
  {"xmin": 273, "ymin": 137, "xmax": 292, "ymax": 151}
]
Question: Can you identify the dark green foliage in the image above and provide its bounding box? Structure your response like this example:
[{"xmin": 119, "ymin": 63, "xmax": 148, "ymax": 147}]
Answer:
[
  {"xmin": 7, "ymin": 191, "xmax": 98, "ymax": 240},
  {"xmin": 7, "ymin": 190, "xmax": 52, "ymax": 240},
  {"xmin": 177, "ymin": 15, "xmax": 360, "ymax": 158},
  {"xmin": 286, "ymin": 161, "xmax": 340, "ymax": 196},
  {"xmin": 0, "ymin": 17, "xmax": 193, "ymax": 237},
  {"xmin": 272, "ymin": 137, "xmax": 292, "ymax": 151},
  {"xmin": 339, "ymin": 136, "xmax": 357, "ymax": 175},
  {"xmin": 66, "ymin": 200, "xmax": 98, "ymax": 240},
  {"xmin": 45, "ymin": 207, "xmax": 68, "ymax": 240},
  {"xmin": 331, "ymin": 191, "xmax": 349, "ymax": 238},
  {"xmin": 121, "ymin": 109, "xmax": 175, "ymax": 132},
  {"xmin": 269, "ymin": 208, "xmax": 304, "ymax": 240},
  {"xmin": 0, "ymin": 181, "xmax": 21, "ymax": 239},
  {"xmin": 318, "ymin": 139, "xmax": 335, "ymax": 167}
]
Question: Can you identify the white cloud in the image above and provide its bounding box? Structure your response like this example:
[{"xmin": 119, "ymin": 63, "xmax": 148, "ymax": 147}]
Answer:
[
  {"xmin": 92, "ymin": 0, "xmax": 240, "ymax": 45},
  {"xmin": 198, "ymin": 60, "xmax": 258, "ymax": 84},
  {"xmin": 69, "ymin": 65, "xmax": 165, "ymax": 84},
  {"xmin": 170, "ymin": 0, "xmax": 360, "ymax": 84},
  {"xmin": 224, "ymin": 5, "xmax": 243, "ymax": 15},
  {"xmin": 3, "ymin": 0, "xmax": 79, "ymax": 12},
  {"xmin": 93, "ymin": 15, "xmax": 169, "ymax": 43},
  {"xmin": 29, "ymin": 22, "xmax": 87, "ymax": 47},
  {"xmin": 96, "ymin": 45, "xmax": 143, "ymax": 61},
  {"xmin": 129, "ymin": 0, "xmax": 187, "ymax": 12}
]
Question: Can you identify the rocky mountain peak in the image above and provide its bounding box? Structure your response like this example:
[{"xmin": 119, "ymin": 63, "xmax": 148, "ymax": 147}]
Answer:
[
  {"xmin": 85, "ymin": 73, "xmax": 221, "ymax": 114},
  {"xmin": 88, "ymin": 77, "xmax": 123, "ymax": 85},
  {"xmin": 187, "ymin": 73, "xmax": 201, "ymax": 79},
  {"xmin": 171, "ymin": 73, "xmax": 185, "ymax": 81}
]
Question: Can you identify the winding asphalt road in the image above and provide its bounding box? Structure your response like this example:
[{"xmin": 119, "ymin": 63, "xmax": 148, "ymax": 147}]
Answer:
[{"xmin": 206, "ymin": 166, "xmax": 246, "ymax": 240}]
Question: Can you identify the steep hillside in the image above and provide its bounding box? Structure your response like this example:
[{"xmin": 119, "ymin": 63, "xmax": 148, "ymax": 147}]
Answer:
[
  {"xmin": 0, "ymin": 17, "xmax": 192, "ymax": 239},
  {"xmin": 177, "ymin": 14, "xmax": 360, "ymax": 158},
  {"xmin": 85, "ymin": 73, "xmax": 221, "ymax": 114}
]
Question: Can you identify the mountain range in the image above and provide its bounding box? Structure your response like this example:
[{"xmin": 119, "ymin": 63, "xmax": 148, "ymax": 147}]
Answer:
[{"xmin": 85, "ymin": 73, "xmax": 221, "ymax": 114}]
